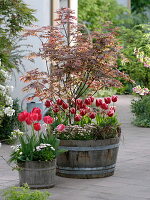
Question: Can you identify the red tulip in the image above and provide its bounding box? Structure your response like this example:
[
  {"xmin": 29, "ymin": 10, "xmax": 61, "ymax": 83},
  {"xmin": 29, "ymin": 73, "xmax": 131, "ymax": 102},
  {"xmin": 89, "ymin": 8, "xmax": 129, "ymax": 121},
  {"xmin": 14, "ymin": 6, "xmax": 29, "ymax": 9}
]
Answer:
[
  {"xmin": 85, "ymin": 107, "xmax": 91, "ymax": 113},
  {"xmin": 57, "ymin": 124, "xmax": 66, "ymax": 132},
  {"xmin": 80, "ymin": 109, "xmax": 86, "ymax": 116},
  {"xmin": 57, "ymin": 98, "xmax": 63, "ymax": 105},
  {"xmin": 107, "ymin": 110, "xmax": 114, "ymax": 117},
  {"xmin": 33, "ymin": 123, "xmax": 41, "ymax": 131},
  {"xmin": 89, "ymin": 112, "xmax": 96, "ymax": 119},
  {"xmin": 25, "ymin": 117, "xmax": 33, "ymax": 125},
  {"xmin": 18, "ymin": 112, "xmax": 27, "ymax": 122},
  {"xmin": 70, "ymin": 107, "xmax": 76, "ymax": 114},
  {"xmin": 80, "ymin": 103, "xmax": 87, "ymax": 109},
  {"xmin": 62, "ymin": 102, "xmax": 69, "ymax": 109},
  {"xmin": 96, "ymin": 99, "xmax": 103, "ymax": 107},
  {"xmin": 100, "ymin": 103, "xmax": 109, "ymax": 110},
  {"xmin": 43, "ymin": 116, "xmax": 54, "ymax": 124},
  {"xmin": 37, "ymin": 113, "xmax": 42, "ymax": 121},
  {"xmin": 89, "ymin": 96, "xmax": 94, "ymax": 103},
  {"xmin": 76, "ymin": 99, "xmax": 82, "ymax": 105},
  {"xmin": 53, "ymin": 105, "xmax": 60, "ymax": 113},
  {"xmin": 112, "ymin": 96, "xmax": 118, "ymax": 102},
  {"xmin": 31, "ymin": 107, "xmax": 42, "ymax": 114},
  {"xmin": 45, "ymin": 100, "xmax": 52, "ymax": 108},
  {"xmin": 104, "ymin": 97, "xmax": 111, "ymax": 104},
  {"xmin": 84, "ymin": 98, "xmax": 91, "ymax": 105},
  {"xmin": 74, "ymin": 114, "xmax": 82, "ymax": 121},
  {"xmin": 30, "ymin": 112, "xmax": 38, "ymax": 121}
]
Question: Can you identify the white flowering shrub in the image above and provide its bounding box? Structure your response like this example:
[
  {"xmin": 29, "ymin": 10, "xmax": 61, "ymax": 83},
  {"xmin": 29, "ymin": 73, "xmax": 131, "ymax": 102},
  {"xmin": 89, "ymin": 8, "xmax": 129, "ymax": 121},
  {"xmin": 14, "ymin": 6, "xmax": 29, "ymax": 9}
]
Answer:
[{"xmin": 0, "ymin": 63, "xmax": 15, "ymax": 125}]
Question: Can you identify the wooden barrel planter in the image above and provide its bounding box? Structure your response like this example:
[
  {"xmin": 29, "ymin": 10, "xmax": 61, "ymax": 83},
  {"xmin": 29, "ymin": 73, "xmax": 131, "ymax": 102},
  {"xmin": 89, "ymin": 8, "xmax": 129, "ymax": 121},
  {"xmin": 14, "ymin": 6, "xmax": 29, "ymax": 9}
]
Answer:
[
  {"xmin": 18, "ymin": 159, "xmax": 56, "ymax": 189},
  {"xmin": 57, "ymin": 137, "xmax": 120, "ymax": 178}
]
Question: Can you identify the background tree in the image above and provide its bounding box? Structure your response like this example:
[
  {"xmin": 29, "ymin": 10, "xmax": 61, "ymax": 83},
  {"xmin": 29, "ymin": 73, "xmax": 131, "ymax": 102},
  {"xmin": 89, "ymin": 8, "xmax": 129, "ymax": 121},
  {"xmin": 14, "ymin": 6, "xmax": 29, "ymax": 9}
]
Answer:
[{"xmin": 0, "ymin": 0, "xmax": 36, "ymax": 70}]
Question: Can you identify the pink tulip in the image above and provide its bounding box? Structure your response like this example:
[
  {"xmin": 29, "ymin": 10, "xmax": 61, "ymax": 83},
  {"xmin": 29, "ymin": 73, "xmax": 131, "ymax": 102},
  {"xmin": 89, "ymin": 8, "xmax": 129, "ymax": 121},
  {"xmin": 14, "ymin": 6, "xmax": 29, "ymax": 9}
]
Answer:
[{"xmin": 57, "ymin": 124, "xmax": 66, "ymax": 132}]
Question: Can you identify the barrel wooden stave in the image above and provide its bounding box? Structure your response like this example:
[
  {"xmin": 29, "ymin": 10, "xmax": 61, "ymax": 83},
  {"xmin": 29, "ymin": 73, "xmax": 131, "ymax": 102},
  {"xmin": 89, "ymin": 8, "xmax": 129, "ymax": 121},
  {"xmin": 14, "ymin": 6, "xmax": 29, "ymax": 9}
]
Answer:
[
  {"xmin": 57, "ymin": 137, "xmax": 119, "ymax": 178},
  {"xmin": 18, "ymin": 160, "xmax": 56, "ymax": 189}
]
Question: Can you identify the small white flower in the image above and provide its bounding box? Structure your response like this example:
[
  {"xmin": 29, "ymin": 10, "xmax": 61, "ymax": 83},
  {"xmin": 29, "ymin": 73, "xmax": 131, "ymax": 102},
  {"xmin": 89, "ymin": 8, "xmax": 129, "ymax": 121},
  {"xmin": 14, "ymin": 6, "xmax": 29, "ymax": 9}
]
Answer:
[
  {"xmin": 6, "ymin": 85, "xmax": 14, "ymax": 93},
  {"xmin": 4, "ymin": 107, "xmax": 15, "ymax": 117},
  {"xmin": 5, "ymin": 95, "xmax": 13, "ymax": 106},
  {"xmin": 0, "ymin": 84, "xmax": 6, "ymax": 95}
]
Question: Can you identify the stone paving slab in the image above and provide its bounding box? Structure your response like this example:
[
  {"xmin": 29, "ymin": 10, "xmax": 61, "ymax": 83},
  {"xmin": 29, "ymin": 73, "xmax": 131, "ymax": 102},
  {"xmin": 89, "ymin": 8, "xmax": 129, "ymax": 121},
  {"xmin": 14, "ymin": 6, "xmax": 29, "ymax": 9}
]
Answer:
[{"xmin": 0, "ymin": 95, "xmax": 150, "ymax": 200}]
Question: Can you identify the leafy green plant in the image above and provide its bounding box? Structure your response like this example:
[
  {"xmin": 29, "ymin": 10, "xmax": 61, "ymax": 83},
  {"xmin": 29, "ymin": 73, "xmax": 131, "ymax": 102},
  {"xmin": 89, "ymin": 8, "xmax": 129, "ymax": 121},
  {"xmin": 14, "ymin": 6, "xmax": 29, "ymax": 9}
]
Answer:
[
  {"xmin": 131, "ymin": 95, "xmax": 150, "ymax": 127},
  {"xmin": 78, "ymin": 0, "xmax": 129, "ymax": 30},
  {"xmin": 9, "ymin": 107, "xmax": 65, "ymax": 164},
  {"xmin": 94, "ymin": 87, "xmax": 117, "ymax": 97},
  {"xmin": 0, "ymin": 0, "xmax": 36, "ymax": 71},
  {"xmin": 2, "ymin": 184, "xmax": 50, "ymax": 200},
  {"xmin": 118, "ymin": 24, "xmax": 150, "ymax": 89},
  {"xmin": 0, "ymin": 99, "xmax": 24, "ymax": 142}
]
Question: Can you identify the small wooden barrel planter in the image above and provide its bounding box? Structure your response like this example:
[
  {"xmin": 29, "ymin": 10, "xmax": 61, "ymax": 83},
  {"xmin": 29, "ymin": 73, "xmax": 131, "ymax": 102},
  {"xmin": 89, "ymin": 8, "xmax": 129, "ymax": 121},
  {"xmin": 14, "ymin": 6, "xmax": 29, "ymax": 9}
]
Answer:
[
  {"xmin": 57, "ymin": 137, "xmax": 120, "ymax": 178},
  {"xmin": 18, "ymin": 160, "xmax": 56, "ymax": 189}
]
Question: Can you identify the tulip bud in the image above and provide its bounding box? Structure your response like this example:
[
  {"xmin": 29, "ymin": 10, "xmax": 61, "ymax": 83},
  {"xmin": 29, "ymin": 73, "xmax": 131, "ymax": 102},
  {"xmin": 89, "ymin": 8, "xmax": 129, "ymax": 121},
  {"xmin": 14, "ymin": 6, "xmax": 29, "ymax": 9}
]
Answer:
[
  {"xmin": 89, "ymin": 96, "xmax": 94, "ymax": 103},
  {"xmin": 43, "ymin": 116, "xmax": 54, "ymax": 124},
  {"xmin": 84, "ymin": 98, "xmax": 91, "ymax": 105},
  {"xmin": 57, "ymin": 124, "xmax": 66, "ymax": 132},
  {"xmin": 89, "ymin": 112, "xmax": 96, "ymax": 119},
  {"xmin": 18, "ymin": 112, "xmax": 27, "ymax": 122},
  {"xmin": 76, "ymin": 99, "xmax": 82, "ymax": 106},
  {"xmin": 70, "ymin": 107, "xmax": 76, "ymax": 114},
  {"xmin": 30, "ymin": 112, "xmax": 38, "ymax": 121},
  {"xmin": 53, "ymin": 104, "xmax": 60, "ymax": 113},
  {"xmin": 107, "ymin": 110, "xmax": 114, "ymax": 117},
  {"xmin": 57, "ymin": 98, "xmax": 63, "ymax": 105},
  {"xmin": 62, "ymin": 102, "xmax": 69, "ymax": 109},
  {"xmin": 33, "ymin": 123, "xmax": 41, "ymax": 131},
  {"xmin": 100, "ymin": 103, "xmax": 109, "ymax": 110},
  {"xmin": 96, "ymin": 99, "xmax": 103, "ymax": 107},
  {"xmin": 112, "ymin": 96, "xmax": 118, "ymax": 102},
  {"xmin": 80, "ymin": 109, "xmax": 86, "ymax": 116},
  {"xmin": 104, "ymin": 97, "xmax": 111, "ymax": 104},
  {"xmin": 74, "ymin": 114, "xmax": 82, "ymax": 121},
  {"xmin": 45, "ymin": 100, "xmax": 52, "ymax": 108}
]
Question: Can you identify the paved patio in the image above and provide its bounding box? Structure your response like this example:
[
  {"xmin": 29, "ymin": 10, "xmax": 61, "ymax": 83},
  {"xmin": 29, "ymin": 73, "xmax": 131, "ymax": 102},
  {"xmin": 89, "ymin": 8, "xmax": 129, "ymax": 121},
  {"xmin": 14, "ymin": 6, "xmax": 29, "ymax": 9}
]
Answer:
[{"xmin": 0, "ymin": 95, "xmax": 150, "ymax": 200}]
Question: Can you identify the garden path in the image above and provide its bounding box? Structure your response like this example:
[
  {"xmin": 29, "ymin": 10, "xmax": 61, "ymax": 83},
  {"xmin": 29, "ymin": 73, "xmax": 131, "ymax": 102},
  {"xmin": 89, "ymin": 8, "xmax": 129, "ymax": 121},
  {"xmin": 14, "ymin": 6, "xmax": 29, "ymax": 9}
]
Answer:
[{"xmin": 0, "ymin": 95, "xmax": 150, "ymax": 200}]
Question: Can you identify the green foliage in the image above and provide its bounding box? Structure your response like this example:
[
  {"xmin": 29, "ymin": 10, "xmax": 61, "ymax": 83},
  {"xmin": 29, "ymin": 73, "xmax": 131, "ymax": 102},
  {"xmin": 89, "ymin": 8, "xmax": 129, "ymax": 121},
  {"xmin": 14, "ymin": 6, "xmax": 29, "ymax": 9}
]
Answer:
[
  {"xmin": 131, "ymin": 0, "xmax": 150, "ymax": 13},
  {"xmin": 78, "ymin": 0, "xmax": 129, "ymax": 30},
  {"xmin": 2, "ymin": 184, "xmax": 50, "ymax": 200},
  {"xmin": 56, "ymin": 115, "xmax": 120, "ymax": 140},
  {"xmin": 9, "ymin": 132, "xmax": 63, "ymax": 163},
  {"xmin": 0, "ymin": 99, "xmax": 24, "ymax": 142},
  {"xmin": 0, "ymin": 0, "xmax": 36, "ymax": 70},
  {"xmin": 131, "ymin": 95, "xmax": 150, "ymax": 127},
  {"xmin": 118, "ymin": 24, "xmax": 150, "ymax": 89},
  {"xmin": 94, "ymin": 88, "xmax": 117, "ymax": 97}
]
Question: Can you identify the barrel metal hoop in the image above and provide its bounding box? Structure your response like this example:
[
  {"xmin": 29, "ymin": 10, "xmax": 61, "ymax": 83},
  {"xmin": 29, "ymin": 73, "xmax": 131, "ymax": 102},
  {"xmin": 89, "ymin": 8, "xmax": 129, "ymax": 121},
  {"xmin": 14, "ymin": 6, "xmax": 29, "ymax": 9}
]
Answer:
[
  {"xmin": 59, "ymin": 143, "xmax": 119, "ymax": 151},
  {"xmin": 57, "ymin": 164, "xmax": 116, "ymax": 171},
  {"xmin": 57, "ymin": 164, "xmax": 116, "ymax": 175}
]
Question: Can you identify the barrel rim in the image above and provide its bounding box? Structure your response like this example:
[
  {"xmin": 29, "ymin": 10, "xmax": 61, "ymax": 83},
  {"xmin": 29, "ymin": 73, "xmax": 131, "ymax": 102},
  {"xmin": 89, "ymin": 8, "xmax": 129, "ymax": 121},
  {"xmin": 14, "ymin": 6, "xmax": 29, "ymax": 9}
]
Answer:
[{"xmin": 59, "ymin": 136, "xmax": 120, "ymax": 147}]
